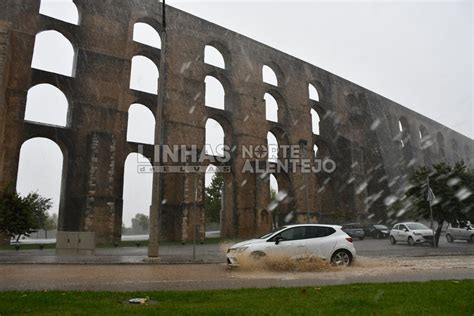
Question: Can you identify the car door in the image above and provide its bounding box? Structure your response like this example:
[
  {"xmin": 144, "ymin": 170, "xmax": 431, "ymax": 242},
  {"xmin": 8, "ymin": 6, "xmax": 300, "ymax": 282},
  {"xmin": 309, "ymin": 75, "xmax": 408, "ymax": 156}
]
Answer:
[
  {"xmin": 398, "ymin": 224, "xmax": 409, "ymax": 241},
  {"xmin": 392, "ymin": 225, "xmax": 399, "ymax": 240},
  {"xmin": 304, "ymin": 226, "xmax": 337, "ymax": 259},
  {"xmin": 265, "ymin": 226, "xmax": 307, "ymax": 258}
]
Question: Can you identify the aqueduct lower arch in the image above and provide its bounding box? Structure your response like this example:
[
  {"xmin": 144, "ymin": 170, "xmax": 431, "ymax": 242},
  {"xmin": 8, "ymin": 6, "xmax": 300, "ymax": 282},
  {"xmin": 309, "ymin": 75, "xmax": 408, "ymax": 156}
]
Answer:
[{"xmin": 0, "ymin": 1, "xmax": 472, "ymax": 245}]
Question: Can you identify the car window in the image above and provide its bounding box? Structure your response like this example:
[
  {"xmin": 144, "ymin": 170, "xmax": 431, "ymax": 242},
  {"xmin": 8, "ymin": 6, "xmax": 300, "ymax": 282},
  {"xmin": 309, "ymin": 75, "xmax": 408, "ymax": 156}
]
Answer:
[
  {"xmin": 406, "ymin": 223, "xmax": 428, "ymax": 230},
  {"xmin": 399, "ymin": 224, "xmax": 408, "ymax": 231},
  {"xmin": 393, "ymin": 225, "xmax": 399, "ymax": 230},
  {"xmin": 305, "ymin": 226, "xmax": 336, "ymax": 239},
  {"xmin": 279, "ymin": 227, "xmax": 306, "ymax": 241}
]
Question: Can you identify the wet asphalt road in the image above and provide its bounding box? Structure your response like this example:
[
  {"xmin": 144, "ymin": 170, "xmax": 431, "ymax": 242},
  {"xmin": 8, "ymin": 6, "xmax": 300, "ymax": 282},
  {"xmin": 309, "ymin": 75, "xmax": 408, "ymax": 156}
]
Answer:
[
  {"xmin": 0, "ymin": 237, "xmax": 472, "ymax": 265},
  {"xmin": 0, "ymin": 256, "xmax": 472, "ymax": 291}
]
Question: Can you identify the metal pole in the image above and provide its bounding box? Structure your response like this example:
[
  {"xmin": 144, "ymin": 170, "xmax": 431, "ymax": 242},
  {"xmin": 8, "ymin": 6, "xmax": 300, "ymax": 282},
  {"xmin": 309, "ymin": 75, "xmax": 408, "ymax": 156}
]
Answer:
[
  {"xmin": 299, "ymin": 140, "xmax": 310, "ymax": 223},
  {"xmin": 147, "ymin": 0, "xmax": 167, "ymax": 258},
  {"xmin": 427, "ymin": 177, "xmax": 435, "ymax": 248}
]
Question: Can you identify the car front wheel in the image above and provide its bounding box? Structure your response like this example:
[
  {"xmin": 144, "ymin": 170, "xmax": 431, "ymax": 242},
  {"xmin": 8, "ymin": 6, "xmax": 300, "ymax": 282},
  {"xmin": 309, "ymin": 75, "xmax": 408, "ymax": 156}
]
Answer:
[
  {"xmin": 390, "ymin": 236, "xmax": 397, "ymax": 244},
  {"xmin": 446, "ymin": 234, "xmax": 454, "ymax": 243},
  {"xmin": 331, "ymin": 249, "xmax": 352, "ymax": 266}
]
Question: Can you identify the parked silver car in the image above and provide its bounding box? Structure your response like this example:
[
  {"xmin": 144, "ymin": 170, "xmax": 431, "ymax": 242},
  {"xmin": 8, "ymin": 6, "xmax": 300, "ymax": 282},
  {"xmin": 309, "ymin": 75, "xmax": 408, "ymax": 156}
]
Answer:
[
  {"xmin": 341, "ymin": 223, "xmax": 365, "ymax": 240},
  {"xmin": 446, "ymin": 222, "xmax": 473, "ymax": 243}
]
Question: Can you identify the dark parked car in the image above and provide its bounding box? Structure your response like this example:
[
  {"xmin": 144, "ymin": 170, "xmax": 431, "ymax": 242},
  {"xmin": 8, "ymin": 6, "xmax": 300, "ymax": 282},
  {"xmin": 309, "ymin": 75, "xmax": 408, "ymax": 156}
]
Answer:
[
  {"xmin": 363, "ymin": 224, "xmax": 390, "ymax": 239},
  {"xmin": 342, "ymin": 223, "xmax": 365, "ymax": 240}
]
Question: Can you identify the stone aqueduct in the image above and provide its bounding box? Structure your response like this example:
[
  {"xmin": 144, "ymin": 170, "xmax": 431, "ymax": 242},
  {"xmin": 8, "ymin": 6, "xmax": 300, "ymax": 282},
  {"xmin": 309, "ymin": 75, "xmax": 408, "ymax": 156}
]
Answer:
[{"xmin": 0, "ymin": 1, "xmax": 472, "ymax": 244}]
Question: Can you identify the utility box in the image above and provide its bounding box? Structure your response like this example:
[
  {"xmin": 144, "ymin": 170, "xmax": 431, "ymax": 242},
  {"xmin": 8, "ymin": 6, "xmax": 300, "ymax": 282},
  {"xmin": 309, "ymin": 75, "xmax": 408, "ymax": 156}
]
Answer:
[{"xmin": 56, "ymin": 231, "xmax": 95, "ymax": 256}]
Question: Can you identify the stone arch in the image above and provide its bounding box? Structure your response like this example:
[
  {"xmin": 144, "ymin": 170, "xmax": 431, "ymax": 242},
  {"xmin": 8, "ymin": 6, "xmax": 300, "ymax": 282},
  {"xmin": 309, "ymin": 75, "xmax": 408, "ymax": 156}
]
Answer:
[
  {"xmin": 205, "ymin": 75, "xmax": 226, "ymax": 110},
  {"xmin": 262, "ymin": 64, "xmax": 278, "ymax": 86},
  {"xmin": 31, "ymin": 30, "xmax": 76, "ymax": 77},
  {"xmin": 264, "ymin": 93, "xmax": 278, "ymax": 122},
  {"xmin": 267, "ymin": 131, "xmax": 279, "ymax": 163},
  {"xmin": 24, "ymin": 84, "xmax": 69, "ymax": 127},
  {"xmin": 39, "ymin": 0, "xmax": 80, "ymax": 25},
  {"xmin": 205, "ymin": 118, "xmax": 225, "ymax": 157},
  {"xmin": 16, "ymin": 137, "xmax": 67, "ymax": 231},
  {"xmin": 308, "ymin": 83, "xmax": 320, "ymax": 102},
  {"xmin": 122, "ymin": 153, "xmax": 153, "ymax": 238},
  {"xmin": 126, "ymin": 103, "xmax": 156, "ymax": 145},
  {"xmin": 311, "ymin": 108, "xmax": 320, "ymax": 135},
  {"xmin": 133, "ymin": 22, "xmax": 162, "ymax": 49},
  {"xmin": 204, "ymin": 45, "xmax": 225, "ymax": 69},
  {"xmin": 130, "ymin": 55, "xmax": 159, "ymax": 94}
]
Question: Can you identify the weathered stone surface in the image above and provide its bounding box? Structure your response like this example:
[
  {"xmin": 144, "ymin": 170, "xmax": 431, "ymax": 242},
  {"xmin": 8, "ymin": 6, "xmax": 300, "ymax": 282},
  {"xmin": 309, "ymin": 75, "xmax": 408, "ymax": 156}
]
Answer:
[{"xmin": 0, "ymin": 1, "xmax": 472, "ymax": 243}]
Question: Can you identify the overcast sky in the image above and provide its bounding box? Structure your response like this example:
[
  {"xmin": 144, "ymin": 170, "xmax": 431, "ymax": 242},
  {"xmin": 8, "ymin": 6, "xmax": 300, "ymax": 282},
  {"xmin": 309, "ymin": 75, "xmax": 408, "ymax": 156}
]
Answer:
[{"xmin": 16, "ymin": 0, "xmax": 473, "ymax": 229}]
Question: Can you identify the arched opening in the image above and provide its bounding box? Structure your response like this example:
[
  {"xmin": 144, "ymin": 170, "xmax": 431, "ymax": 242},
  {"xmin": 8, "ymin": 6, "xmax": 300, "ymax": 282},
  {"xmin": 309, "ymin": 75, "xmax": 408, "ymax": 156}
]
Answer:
[
  {"xmin": 269, "ymin": 174, "xmax": 279, "ymax": 229},
  {"xmin": 16, "ymin": 138, "xmax": 65, "ymax": 239},
  {"xmin": 133, "ymin": 22, "xmax": 161, "ymax": 49},
  {"xmin": 262, "ymin": 65, "xmax": 278, "ymax": 86},
  {"xmin": 267, "ymin": 131, "xmax": 279, "ymax": 163},
  {"xmin": 205, "ymin": 118, "xmax": 225, "ymax": 157},
  {"xmin": 264, "ymin": 93, "xmax": 278, "ymax": 122},
  {"xmin": 311, "ymin": 109, "xmax": 320, "ymax": 135},
  {"xmin": 121, "ymin": 153, "xmax": 153, "ymax": 241},
  {"xmin": 309, "ymin": 83, "xmax": 319, "ymax": 101},
  {"xmin": 204, "ymin": 164, "xmax": 223, "ymax": 238},
  {"xmin": 31, "ymin": 30, "xmax": 76, "ymax": 77},
  {"xmin": 24, "ymin": 84, "xmax": 69, "ymax": 127},
  {"xmin": 126, "ymin": 104, "xmax": 155, "ymax": 145},
  {"xmin": 39, "ymin": 0, "xmax": 80, "ymax": 25},
  {"xmin": 205, "ymin": 76, "xmax": 225, "ymax": 110},
  {"xmin": 130, "ymin": 56, "xmax": 159, "ymax": 94},
  {"xmin": 204, "ymin": 45, "xmax": 225, "ymax": 69}
]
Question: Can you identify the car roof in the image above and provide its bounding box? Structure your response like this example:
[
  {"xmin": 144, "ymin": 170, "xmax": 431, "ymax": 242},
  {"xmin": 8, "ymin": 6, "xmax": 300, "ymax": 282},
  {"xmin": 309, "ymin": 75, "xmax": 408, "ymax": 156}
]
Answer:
[{"xmin": 284, "ymin": 224, "xmax": 342, "ymax": 229}]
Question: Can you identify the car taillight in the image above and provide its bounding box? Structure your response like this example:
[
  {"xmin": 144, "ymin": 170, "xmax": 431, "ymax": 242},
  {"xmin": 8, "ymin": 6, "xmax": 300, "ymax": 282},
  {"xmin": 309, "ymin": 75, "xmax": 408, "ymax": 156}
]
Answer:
[{"xmin": 346, "ymin": 237, "xmax": 353, "ymax": 243}]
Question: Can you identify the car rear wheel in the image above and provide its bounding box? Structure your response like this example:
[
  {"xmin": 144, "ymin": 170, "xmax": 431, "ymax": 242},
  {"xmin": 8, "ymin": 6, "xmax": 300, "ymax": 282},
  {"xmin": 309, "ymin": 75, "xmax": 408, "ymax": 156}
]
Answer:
[
  {"xmin": 446, "ymin": 234, "xmax": 454, "ymax": 243},
  {"xmin": 390, "ymin": 236, "xmax": 397, "ymax": 244},
  {"xmin": 407, "ymin": 236, "xmax": 415, "ymax": 246},
  {"xmin": 331, "ymin": 249, "xmax": 352, "ymax": 266}
]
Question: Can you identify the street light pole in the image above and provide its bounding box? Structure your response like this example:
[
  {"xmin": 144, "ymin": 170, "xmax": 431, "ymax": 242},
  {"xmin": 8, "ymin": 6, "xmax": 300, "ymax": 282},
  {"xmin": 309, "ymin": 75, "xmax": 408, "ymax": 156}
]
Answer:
[{"xmin": 147, "ymin": 0, "xmax": 167, "ymax": 259}]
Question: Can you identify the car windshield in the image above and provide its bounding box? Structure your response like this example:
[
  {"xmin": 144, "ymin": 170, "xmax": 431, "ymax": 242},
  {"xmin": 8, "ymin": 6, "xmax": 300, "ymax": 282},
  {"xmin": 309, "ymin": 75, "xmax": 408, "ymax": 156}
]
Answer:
[
  {"xmin": 259, "ymin": 226, "xmax": 287, "ymax": 239},
  {"xmin": 374, "ymin": 225, "xmax": 389, "ymax": 230},
  {"xmin": 406, "ymin": 223, "xmax": 429, "ymax": 230}
]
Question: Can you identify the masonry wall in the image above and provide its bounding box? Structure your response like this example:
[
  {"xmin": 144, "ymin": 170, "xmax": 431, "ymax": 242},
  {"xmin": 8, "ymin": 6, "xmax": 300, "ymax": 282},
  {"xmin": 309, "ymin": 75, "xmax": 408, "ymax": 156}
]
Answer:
[{"xmin": 0, "ymin": 0, "xmax": 472, "ymax": 243}]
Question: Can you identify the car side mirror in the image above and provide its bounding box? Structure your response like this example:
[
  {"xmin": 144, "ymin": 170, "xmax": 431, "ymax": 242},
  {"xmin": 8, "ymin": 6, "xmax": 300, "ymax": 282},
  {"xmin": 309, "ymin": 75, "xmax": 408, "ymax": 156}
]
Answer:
[
  {"xmin": 404, "ymin": 229, "xmax": 409, "ymax": 232},
  {"xmin": 275, "ymin": 236, "xmax": 283, "ymax": 245}
]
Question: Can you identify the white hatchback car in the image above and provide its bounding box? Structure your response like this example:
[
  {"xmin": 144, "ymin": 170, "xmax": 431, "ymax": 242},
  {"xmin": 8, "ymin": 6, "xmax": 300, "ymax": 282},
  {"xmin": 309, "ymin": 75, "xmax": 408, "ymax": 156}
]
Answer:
[
  {"xmin": 226, "ymin": 224, "xmax": 356, "ymax": 267},
  {"xmin": 389, "ymin": 222, "xmax": 434, "ymax": 245}
]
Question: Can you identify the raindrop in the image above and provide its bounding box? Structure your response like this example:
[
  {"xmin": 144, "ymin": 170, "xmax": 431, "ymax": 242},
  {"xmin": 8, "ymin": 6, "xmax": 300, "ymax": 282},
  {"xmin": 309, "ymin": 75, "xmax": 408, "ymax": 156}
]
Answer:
[
  {"xmin": 456, "ymin": 188, "xmax": 472, "ymax": 201},
  {"xmin": 189, "ymin": 105, "xmax": 196, "ymax": 114},
  {"xmin": 161, "ymin": 199, "xmax": 167, "ymax": 205},
  {"xmin": 244, "ymin": 115, "xmax": 250, "ymax": 122},
  {"xmin": 355, "ymin": 182, "xmax": 368, "ymax": 194},
  {"xmin": 276, "ymin": 190, "xmax": 288, "ymax": 202},
  {"xmin": 346, "ymin": 177, "xmax": 355, "ymax": 184},
  {"xmin": 193, "ymin": 92, "xmax": 201, "ymax": 101},
  {"xmin": 384, "ymin": 195, "xmax": 398, "ymax": 206},
  {"xmin": 180, "ymin": 61, "xmax": 192, "ymax": 74},
  {"xmin": 370, "ymin": 119, "xmax": 381, "ymax": 130},
  {"xmin": 284, "ymin": 211, "xmax": 294, "ymax": 223},
  {"xmin": 268, "ymin": 200, "xmax": 279, "ymax": 212},
  {"xmin": 447, "ymin": 177, "xmax": 461, "ymax": 187},
  {"xmin": 240, "ymin": 179, "xmax": 247, "ymax": 187}
]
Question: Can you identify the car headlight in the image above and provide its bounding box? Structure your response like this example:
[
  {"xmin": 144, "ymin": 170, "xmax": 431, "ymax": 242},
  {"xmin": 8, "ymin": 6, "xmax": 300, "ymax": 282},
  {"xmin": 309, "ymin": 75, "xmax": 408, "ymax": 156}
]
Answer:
[
  {"xmin": 413, "ymin": 232, "xmax": 422, "ymax": 236},
  {"xmin": 228, "ymin": 246, "xmax": 248, "ymax": 254}
]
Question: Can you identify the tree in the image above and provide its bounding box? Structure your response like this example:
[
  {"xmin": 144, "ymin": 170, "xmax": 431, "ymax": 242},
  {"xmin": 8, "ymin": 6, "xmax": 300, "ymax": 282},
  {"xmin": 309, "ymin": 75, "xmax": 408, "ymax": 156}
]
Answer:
[
  {"xmin": 0, "ymin": 188, "xmax": 52, "ymax": 242},
  {"xmin": 204, "ymin": 173, "xmax": 224, "ymax": 224},
  {"xmin": 405, "ymin": 162, "xmax": 474, "ymax": 247},
  {"xmin": 131, "ymin": 213, "xmax": 149, "ymax": 234},
  {"xmin": 41, "ymin": 213, "xmax": 58, "ymax": 239}
]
